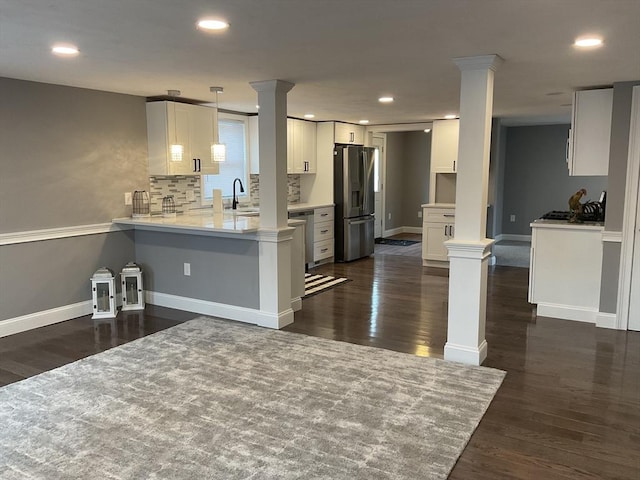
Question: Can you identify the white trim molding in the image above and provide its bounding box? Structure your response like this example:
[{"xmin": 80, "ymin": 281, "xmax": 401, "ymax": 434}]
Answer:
[
  {"xmin": 601, "ymin": 230, "xmax": 623, "ymax": 243},
  {"xmin": 536, "ymin": 303, "xmax": 597, "ymax": 323},
  {"xmin": 0, "ymin": 222, "xmax": 125, "ymax": 246},
  {"xmin": 596, "ymin": 312, "xmax": 618, "ymax": 329},
  {"xmin": 0, "ymin": 300, "xmax": 93, "ymax": 338},
  {"xmin": 444, "ymin": 340, "xmax": 488, "ymax": 366},
  {"xmin": 616, "ymin": 85, "xmax": 640, "ymax": 331},
  {"xmin": 494, "ymin": 233, "xmax": 532, "ymax": 243},
  {"xmin": 146, "ymin": 291, "xmax": 294, "ymax": 329},
  {"xmin": 382, "ymin": 226, "xmax": 422, "ymax": 237}
]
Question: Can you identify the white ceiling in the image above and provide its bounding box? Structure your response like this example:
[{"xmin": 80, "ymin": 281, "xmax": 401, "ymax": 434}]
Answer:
[{"xmin": 1, "ymin": 0, "xmax": 639, "ymax": 125}]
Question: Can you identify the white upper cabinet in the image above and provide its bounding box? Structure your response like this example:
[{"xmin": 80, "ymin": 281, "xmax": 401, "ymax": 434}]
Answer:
[
  {"xmin": 334, "ymin": 122, "xmax": 365, "ymax": 145},
  {"xmin": 249, "ymin": 117, "xmax": 316, "ymax": 174},
  {"xmin": 146, "ymin": 101, "xmax": 219, "ymax": 176},
  {"xmin": 567, "ymin": 88, "xmax": 613, "ymax": 176},
  {"xmin": 430, "ymin": 119, "xmax": 459, "ymax": 173}
]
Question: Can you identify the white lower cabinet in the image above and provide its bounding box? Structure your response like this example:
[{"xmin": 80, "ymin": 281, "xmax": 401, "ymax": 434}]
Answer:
[
  {"xmin": 313, "ymin": 206, "xmax": 334, "ymax": 263},
  {"xmin": 422, "ymin": 205, "xmax": 455, "ymax": 267}
]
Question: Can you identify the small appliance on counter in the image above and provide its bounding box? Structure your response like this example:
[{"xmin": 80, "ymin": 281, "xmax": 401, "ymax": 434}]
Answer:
[{"xmin": 162, "ymin": 195, "xmax": 176, "ymax": 218}]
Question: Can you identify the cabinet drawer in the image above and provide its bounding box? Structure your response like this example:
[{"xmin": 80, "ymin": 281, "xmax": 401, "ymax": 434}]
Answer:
[
  {"xmin": 423, "ymin": 208, "xmax": 455, "ymax": 223},
  {"xmin": 314, "ymin": 207, "xmax": 334, "ymax": 223},
  {"xmin": 314, "ymin": 221, "xmax": 334, "ymax": 241},
  {"xmin": 314, "ymin": 239, "xmax": 334, "ymax": 261}
]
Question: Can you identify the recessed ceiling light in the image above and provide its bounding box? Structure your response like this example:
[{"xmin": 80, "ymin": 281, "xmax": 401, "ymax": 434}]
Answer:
[
  {"xmin": 304, "ymin": 114, "xmax": 315, "ymax": 119},
  {"xmin": 444, "ymin": 114, "xmax": 458, "ymax": 120},
  {"xmin": 574, "ymin": 37, "xmax": 603, "ymax": 48},
  {"xmin": 424, "ymin": 128, "xmax": 431, "ymax": 133},
  {"xmin": 256, "ymin": 105, "xmax": 260, "ymax": 109},
  {"xmin": 359, "ymin": 120, "xmax": 369, "ymax": 124},
  {"xmin": 51, "ymin": 44, "xmax": 79, "ymax": 56},
  {"xmin": 197, "ymin": 18, "xmax": 229, "ymax": 31},
  {"xmin": 378, "ymin": 96, "xmax": 394, "ymax": 103}
]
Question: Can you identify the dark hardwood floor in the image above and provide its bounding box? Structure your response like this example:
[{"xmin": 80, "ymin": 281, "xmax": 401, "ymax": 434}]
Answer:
[{"xmin": 1, "ymin": 248, "xmax": 638, "ymax": 479}]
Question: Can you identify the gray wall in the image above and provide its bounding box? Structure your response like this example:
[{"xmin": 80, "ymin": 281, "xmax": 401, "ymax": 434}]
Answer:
[
  {"xmin": 0, "ymin": 232, "xmax": 135, "ymax": 321},
  {"xmin": 0, "ymin": 78, "xmax": 149, "ymax": 321},
  {"xmin": 384, "ymin": 131, "xmax": 431, "ymax": 231},
  {"xmin": 384, "ymin": 133, "xmax": 406, "ymax": 231},
  {"xmin": 599, "ymin": 80, "xmax": 640, "ymax": 314},
  {"xmin": 488, "ymin": 120, "xmax": 507, "ymax": 238},
  {"xmin": 501, "ymin": 124, "xmax": 608, "ymax": 236},
  {"xmin": 401, "ymin": 131, "xmax": 431, "ymax": 227},
  {"xmin": 0, "ymin": 78, "xmax": 149, "ymax": 232},
  {"xmin": 134, "ymin": 231, "xmax": 259, "ymax": 308}
]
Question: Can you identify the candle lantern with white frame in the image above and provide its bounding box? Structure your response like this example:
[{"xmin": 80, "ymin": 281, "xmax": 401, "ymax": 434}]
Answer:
[
  {"xmin": 120, "ymin": 262, "xmax": 145, "ymax": 311},
  {"xmin": 91, "ymin": 267, "xmax": 117, "ymax": 319}
]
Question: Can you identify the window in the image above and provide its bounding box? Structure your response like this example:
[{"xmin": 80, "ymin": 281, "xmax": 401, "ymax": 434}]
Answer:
[
  {"xmin": 373, "ymin": 146, "xmax": 380, "ymax": 193},
  {"xmin": 202, "ymin": 113, "xmax": 249, "ymax": 201}
]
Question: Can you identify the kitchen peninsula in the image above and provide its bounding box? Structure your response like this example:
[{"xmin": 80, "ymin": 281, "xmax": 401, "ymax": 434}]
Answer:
[
  {"xmin": 528, "ymin": 219, "xmax": 604, "ymax": 323},
  {"xmin": 113, "ymin": 211, "xmax": 306, "ymax": 328}
]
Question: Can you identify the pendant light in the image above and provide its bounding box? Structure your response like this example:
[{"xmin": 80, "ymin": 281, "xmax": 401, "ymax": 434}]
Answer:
[
  {"xmin": 167, "ymin": 90, "xmax": 183, "ymax": 162},
  {"xmin": 210, "ymin": 86, "xmax": 226, "ymax": 162}
]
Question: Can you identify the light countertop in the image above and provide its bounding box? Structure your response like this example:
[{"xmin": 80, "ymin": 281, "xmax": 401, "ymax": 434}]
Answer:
[
  {"xmin": 114, "ymin": 210, "xmax": 307, "ymax": 238},
  {"xmin": 530, "ymin": 219, "xmax": 604, "ymax": 231},
  {"xmin": 422, "ymin": 203, "xmax": 455, "ymax": 209}
]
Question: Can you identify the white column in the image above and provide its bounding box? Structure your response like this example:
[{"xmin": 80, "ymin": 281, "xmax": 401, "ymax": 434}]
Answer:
[
  {"xmin": 250, "ymin": 79, "xmax": 296, "ymax": 329},
  {"xmin": 444, "ymin": 55, "xmax": 503, "ymax": 365}
]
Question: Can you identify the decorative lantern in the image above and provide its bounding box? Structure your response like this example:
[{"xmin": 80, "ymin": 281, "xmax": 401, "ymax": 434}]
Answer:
[
  {"xmin": 91, "ymin": 267, "xmax": 117, "ymax": 319},
  {"xmin": 120, "ymin": 262, "xmax": 145, "ymax": 311},
  {"xmin": 132, "ymin": 190, "xmax": 150, "ymax": 217},
  {"xmin": 162, "ymin": 195, "xmax": 176, "ymax": 218}
]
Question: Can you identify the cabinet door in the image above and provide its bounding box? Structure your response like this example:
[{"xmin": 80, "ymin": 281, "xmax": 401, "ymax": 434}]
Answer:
[
  {"xmin": 301, "ymin": 120, "xmax": 316, "ymax": 173},
  {"xmin": 287, "ymin": 118, "xmax": 295, "ymax": 173},
  {"xmin": 335, "ymin": 122, "xmax": 364, "ymax": 145},
  {"xmin": 569, "ymin": 89, "xmax": 612, "ymax": 176},
  {"xmin": 168, "ymin": 103, "xmax": 195, "ymax": 175},
  {"xmin": 423, "ymin": 222, "xmax": 449, "ymax": 261},
  {"xmin": 191, "ymin": 105, "xmax": 219, "ymax": 175},
  {"xmin": 431, "ymin": 119, "xmax": 459, "ymax": 173}
]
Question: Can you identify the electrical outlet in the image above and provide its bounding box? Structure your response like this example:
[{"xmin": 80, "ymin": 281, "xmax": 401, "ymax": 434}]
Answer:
[
  {"xmin": 183, "ymin": 263, "xmax": 191, "ymax": 276},
  {"xmin": 418, "ymin": 210, "xmax": 422, "ymax": 218},
  {"xmin": 388, "ymin": 213, "xmax": 392, "ymax": 220},
  {"xmin": 510, "ymin": 214, "xmax": 516, "ymax": 222},
  {"xmin": 186, "ymin": 190, "xmax": 195, "ymax": 202},
  {"xmin": 124, "ymin": 192, "xmax": 132, "ymax": 205}
]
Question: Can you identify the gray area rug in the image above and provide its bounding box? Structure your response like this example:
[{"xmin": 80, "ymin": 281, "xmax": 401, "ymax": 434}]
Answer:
[{"xmin": 0, "ymin": 318, "xmax": 505, "ymax": 480}]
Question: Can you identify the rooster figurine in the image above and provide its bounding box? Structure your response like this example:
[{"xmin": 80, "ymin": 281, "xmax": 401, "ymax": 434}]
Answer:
[{"xmin": 568, "ymin": 188, "xmax": 587, "ymax": 223}]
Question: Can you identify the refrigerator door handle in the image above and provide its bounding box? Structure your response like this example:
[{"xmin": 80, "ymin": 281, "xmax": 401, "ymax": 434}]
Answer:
[
  {"xmin": 349, "ymin": 218, "xmax": 371, "ymax": 226},
  {"xmin": 362, "ymin": 150, "xmax": 370, "ymax": 215}
]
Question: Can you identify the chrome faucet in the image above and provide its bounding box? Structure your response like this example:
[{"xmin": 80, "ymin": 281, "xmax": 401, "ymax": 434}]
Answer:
[{"xmin": 232, "ymin": 178, "xmax": 245, "ymax": 210}]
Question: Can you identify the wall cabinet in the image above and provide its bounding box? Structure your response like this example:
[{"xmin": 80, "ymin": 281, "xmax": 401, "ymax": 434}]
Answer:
[
  {"xmin": 430, "ymin": 119, "xmax": 459, "ymax": 173},
  {"xmin": 421, "ymin": 205, "xmax": 455, "ymax": 267},
  {"xmin": 567, "ymin": 88, "xmax": 613, "ymax": 176},
  {"xmin": 334, "ymin": 122, "xmax": 365, "ymax": 145},
  {"xmin": 249, "ymin": 117, "xmax": 316, "ymax": 175},
  {"xmin": 146, "ymin": 101, "xmax": 220, "ymax": 176}
]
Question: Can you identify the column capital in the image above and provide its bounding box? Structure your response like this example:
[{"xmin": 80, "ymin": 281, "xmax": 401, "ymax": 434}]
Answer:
[
  {"xmin": 250, "ymin": 79, "xmax": 295, "ymax": 94},
  {"xmin": 453, "ymin": 54, "xmax": 504, "ymax": 72}
]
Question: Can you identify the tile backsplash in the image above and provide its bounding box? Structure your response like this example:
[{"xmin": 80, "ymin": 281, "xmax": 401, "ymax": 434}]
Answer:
[
  {"xmin": 248, "ymin": 174, "xmax": 300, "ymax": 206},
  {"xmin": 148, "ymin": 174, "xmax": 300, "ymax": 213},
  {"xmin": 149, "ymin": 175, "xmax": 202, "ymax": 213}
]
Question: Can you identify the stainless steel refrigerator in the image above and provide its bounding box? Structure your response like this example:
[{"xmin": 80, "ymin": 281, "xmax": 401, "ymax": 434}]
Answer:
[{"xmin": 334, "ymin": 145, "xmax": 375, "ymax": 262}]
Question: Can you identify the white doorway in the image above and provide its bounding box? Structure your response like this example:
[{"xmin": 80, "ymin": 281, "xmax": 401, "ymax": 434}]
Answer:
[
  {"xmin": 372, "ymin": 135, "xmax": 385, "ymax": 238},
  {"xmin": 628, "ymin": 189, "xmax": 640, "ymax": 330}
]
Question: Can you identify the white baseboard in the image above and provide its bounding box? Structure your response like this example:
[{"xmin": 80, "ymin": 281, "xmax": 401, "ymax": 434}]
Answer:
[
  {"xmin": 494, "ymin": 234, "xmax": 532, "ymax": 243},
  {"xmin": 444, "ymin": 340, "xmax": 488, "ymax": 366},
  {"xmin": 0, "ymin": 300, "xmax": 93, "ymax": 338},
  {"xmin": 382, "ymin": 227, "xmax": 403, "ymax": 237},
  {"xmin": 595, "ymin": 312, "xmax": 619, "ymax": 329},
  {"xmin": 536, "ymin": 303, "xmax": 597, "ymax": 323},
  {"xmin": 146, "ymin": 291, "xmax": 294, "ymax": 329},
  {"xmin": 291, "ymin": 297, "xmax": 302, "ymax": 312},
  {"xmin": 382, "ymin": 226, "xmax": 422, "ymax": 237}
]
